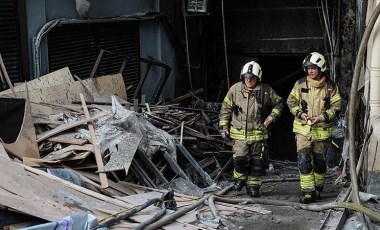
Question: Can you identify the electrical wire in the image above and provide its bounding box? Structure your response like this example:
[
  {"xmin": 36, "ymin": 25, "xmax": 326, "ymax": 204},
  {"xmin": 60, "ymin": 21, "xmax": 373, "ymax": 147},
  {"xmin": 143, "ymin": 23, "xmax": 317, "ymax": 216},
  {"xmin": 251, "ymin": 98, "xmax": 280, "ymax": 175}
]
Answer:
[
  {"xmin": 221, "ymin": 0, "xmax": 230, "ymax": 89},
  {"xmin": 316, "ymin": 0, "xmax": 335, "ymax": 81},
  {"xmin": 182, "ymin": 0, "xmax": 194, "ymax": 93}
]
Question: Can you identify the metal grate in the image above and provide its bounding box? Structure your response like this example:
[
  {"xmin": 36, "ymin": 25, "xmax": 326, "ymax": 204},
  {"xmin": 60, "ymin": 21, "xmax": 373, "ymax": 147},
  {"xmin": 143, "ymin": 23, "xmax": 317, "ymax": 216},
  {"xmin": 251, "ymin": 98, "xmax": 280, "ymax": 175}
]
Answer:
[
  {"xmin": 187, "ymin": 0, "xmax": 208, "ymax": 13},
  {"xmin": 0, "ymin": 0, "xmax": 23, "ymax": 83},
  {"xmin": 47, "ymin": 21, "xmax": 140, "ymax": 99}
]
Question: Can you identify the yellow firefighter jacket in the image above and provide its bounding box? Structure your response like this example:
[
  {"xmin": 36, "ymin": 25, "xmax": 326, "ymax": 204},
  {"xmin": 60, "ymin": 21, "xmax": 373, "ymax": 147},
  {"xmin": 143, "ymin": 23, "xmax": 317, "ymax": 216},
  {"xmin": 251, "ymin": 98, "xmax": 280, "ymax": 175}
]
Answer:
[
  {"xmin": 219, "ymin": 82, "xmax": 283, "ymax": 142},
  {"xmin": 287, "ymin": 75, "xmax": 341, "ymax": 140}
]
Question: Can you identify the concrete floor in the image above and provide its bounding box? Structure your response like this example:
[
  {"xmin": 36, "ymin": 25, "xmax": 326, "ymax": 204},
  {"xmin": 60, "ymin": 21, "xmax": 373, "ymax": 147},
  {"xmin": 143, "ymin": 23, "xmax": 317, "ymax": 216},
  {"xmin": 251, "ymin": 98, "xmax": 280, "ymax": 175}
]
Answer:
[{"xmin": 221, "ymin": 168, "xmax": 348, "ymax": 230}]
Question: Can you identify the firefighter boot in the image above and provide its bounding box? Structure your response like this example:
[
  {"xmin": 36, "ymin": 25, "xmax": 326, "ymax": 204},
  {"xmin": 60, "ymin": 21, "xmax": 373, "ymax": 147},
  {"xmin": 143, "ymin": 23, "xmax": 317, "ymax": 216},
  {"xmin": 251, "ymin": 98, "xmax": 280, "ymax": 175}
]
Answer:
[
  {"xmin": 232, "ymin": 179, "xmax": 245, "ymax": 191},
  {"xmin": 315, "ymin": 186, "xmax": 323, "ymax": 200},
  {"xmin": 299, "ymin": 191, "xmax": 316, "ymax": 204},
  {"xmin": 246, "ymin": 185, "xmax": 260, "ymax": 197}
]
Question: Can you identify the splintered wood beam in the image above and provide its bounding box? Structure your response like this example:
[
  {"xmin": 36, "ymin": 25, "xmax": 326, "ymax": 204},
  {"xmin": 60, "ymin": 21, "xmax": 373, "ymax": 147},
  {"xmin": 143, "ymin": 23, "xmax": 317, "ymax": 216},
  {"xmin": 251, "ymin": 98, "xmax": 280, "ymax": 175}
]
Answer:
[
  {"xmin": 0, "ymin": 53, "xmax": 16, "ymax": 96},
  {"xmin": 163, "ymin": 151, "xmax": 190, "ymax": 182},
  {"xmin": 169, "ymin": 88, "xmax": 204, "ymax": 104},
  {"xmin": 36, "ymin": 112, "xmax": 112, "ymax": 142},
  {"xmin": 136, "ymin": 150, "xmax": 168, "ymax": 184},
  {"xmin": 90, "ymin": 49, "xmax": 104, "ymax": 78},
  {"xmin": 214, "ymin": 157, "xmax": 233, "ymax": 181},
  {"xmin": 176, "ymin": 143, "xmax": 214, "ymax": 186},
  {"xmin": 79, "ymin": 93, "xmax": 109, "ymax": 188}
]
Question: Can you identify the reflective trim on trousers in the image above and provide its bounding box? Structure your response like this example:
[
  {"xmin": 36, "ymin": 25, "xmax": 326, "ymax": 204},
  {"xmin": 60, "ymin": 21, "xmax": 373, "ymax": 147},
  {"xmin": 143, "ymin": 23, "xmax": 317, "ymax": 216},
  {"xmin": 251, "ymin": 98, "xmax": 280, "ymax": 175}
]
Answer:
[
  {"xmin": 246, "ymin": 176, "xmax": 262, "ymax": 186},
  {"xmin": 300, "ymin": 173, "xmax": 315, "ymax": 191},
  {"xmin": 233, "ymin": 169, "xmax": 247, "ymax": 180},
  {"xmin": 314, "ymin": 172, "xmax": 325, "ymax": 188}
]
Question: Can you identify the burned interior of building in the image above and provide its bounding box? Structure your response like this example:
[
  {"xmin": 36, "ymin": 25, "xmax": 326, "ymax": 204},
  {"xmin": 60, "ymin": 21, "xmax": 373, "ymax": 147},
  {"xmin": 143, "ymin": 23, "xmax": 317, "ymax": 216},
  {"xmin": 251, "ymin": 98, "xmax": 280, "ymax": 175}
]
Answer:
[{"xmin": 0, "ymin": 0, "xmax": 380, "ymax": 229}]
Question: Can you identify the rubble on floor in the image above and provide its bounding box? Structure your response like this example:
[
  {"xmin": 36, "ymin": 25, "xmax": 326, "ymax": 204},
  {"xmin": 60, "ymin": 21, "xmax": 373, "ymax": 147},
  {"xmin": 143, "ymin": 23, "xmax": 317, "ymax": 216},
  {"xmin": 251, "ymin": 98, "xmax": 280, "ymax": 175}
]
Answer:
[{"xmin": 0, "ymin": 67, "xmax": 379, "ymax": 229}]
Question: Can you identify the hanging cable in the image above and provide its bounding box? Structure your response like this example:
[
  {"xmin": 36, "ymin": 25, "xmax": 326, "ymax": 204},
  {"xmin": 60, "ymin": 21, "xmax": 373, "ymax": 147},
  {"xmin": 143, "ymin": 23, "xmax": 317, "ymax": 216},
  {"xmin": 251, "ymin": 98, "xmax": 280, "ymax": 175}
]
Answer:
[
  {"xmin": 320, "ymin": 0, "xmax": 335, "ymax": 81},
  {"xmin": 316, "ymin": 0, "xmax": 335, "ymax": 81},
  {"xmin": 182, "ymin": 0, "xmax": 194, "ymax": 93},
  {"xmin": 324, "ymin": 0, "xmax": 335, "ymax": 81},
  {"xmin": 349, "ymin": 2, "xmax": 380, "ymax": 206},
  {"xmin": 221, "ymin": 0, "xmax": 230, "ymax": 89}
]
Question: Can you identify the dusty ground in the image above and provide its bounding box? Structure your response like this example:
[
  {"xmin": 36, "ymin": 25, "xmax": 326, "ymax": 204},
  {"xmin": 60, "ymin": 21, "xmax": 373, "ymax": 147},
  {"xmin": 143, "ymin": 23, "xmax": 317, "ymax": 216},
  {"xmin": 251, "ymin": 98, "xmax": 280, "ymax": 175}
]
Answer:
[{"xmin": 220, "ymin": 168, "xmax": 348, "ymax": 230}]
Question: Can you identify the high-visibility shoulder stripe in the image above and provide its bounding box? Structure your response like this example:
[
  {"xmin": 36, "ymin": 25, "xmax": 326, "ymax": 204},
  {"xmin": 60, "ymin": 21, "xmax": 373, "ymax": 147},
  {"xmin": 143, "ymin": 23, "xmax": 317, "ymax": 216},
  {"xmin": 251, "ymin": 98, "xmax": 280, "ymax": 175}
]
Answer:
[
  {"xmin": 272, "ymin": 108, "xmax": 281, "ymax": 116},
  {"xmin": 219, "ymin": 119, "xmax": 229, "ymax": 126},
  {"xmin": 290, "ymin": 89, "xmax": 300, "ymax": 100},
  {"xmin": 330, "ymin": 94, "xmax": 341, "ymax": 104},
  {"xmin": 223, "ymin": 96, "xmax": 233, "ymax": 107},
  {"xmin": 325, "ymin": 110, "xmax": 334, "ymax": 120}
]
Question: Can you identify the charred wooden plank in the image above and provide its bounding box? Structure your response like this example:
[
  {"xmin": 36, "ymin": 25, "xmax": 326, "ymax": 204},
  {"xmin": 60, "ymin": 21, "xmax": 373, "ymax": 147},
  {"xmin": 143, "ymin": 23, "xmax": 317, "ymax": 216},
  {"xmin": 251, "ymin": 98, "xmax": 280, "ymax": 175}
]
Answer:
[{"xmin": 177, "ymin": 143, "xmax": 214, "ymax": 186}]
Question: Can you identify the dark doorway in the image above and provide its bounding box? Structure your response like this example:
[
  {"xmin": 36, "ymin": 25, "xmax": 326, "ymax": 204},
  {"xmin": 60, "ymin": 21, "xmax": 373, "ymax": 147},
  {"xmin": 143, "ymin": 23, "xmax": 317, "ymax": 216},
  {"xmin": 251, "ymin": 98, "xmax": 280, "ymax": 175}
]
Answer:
[{"xmin": 258, "ymin": 55, "xmax": 306, "ymax": 161}]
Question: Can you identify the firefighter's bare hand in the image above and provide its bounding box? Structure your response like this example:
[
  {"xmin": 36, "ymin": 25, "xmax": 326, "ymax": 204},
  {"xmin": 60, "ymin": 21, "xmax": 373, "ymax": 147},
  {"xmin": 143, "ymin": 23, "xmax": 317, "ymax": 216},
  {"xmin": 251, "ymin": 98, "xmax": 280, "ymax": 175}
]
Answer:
[
  {"xmin": 221, "ymin": 131, "xmax": 229, "ymax": 139},
  {"xmin": 264, "ymin": 115, "xmax": 274, "ymax": 128},
  {"xmin": 300, "ymin": 113, "xmax": 308, "ymax": 122},
  {"xmin": 310, "ymin": 116, "xmax": 320, "ymax": 125}
]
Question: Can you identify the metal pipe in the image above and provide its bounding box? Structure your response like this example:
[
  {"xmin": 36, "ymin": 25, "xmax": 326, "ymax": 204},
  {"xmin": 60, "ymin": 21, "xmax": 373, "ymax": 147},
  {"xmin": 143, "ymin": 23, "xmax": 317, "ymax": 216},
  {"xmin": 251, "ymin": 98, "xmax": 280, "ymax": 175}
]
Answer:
[
  {"xmin": 98, "ymin": 198, "xmax": 164, "ymax": 227},
  {"xmin": 32, "ymin": 14, "xmax": 160, "ymax": 78},
  {"xmin": 144, "ymin": 185, "xmax": 233, "ymax": 230}
]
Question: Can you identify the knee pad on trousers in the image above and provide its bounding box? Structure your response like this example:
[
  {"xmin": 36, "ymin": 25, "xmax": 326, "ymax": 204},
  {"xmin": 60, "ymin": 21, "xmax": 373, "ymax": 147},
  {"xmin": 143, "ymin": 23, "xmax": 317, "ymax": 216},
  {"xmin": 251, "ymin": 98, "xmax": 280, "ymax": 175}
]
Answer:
[
  {"xmin": 249, "ymin": 156, "xmax": 264, "ymax": 176},
  {"xmin": 234, "ymin": 156, "xmax": 249, "ymax": 173},
  {"xmin": 314, "ymin": 158, "xmax": 327, "ymax": 174},
  {"xmin": 298, "ymin": 152, "xmax": 313, "ymax": 174}
]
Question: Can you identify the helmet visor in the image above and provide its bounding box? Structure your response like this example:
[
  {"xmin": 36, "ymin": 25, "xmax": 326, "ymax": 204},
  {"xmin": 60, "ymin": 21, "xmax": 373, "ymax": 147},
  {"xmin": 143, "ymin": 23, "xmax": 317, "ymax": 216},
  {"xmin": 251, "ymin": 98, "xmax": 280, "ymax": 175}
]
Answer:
[
  {"xmin": 303, "ymin": 60, "xmax": 317, "ymax": 68},
  {"xmin": 241, "ymin": 72, "xmax": 255, "ymax": 78}
]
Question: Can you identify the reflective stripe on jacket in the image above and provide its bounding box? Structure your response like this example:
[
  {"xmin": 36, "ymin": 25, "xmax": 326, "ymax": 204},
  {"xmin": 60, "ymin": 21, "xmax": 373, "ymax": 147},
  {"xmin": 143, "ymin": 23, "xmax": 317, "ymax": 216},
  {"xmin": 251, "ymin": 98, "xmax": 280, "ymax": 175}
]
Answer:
[
  {"xmin": 287, "ymin": 76, "xmax": 341, "ymax": 140},
  {"xmin": 219, "ymin": 82, "xmax": 283, "ymax": 141}
]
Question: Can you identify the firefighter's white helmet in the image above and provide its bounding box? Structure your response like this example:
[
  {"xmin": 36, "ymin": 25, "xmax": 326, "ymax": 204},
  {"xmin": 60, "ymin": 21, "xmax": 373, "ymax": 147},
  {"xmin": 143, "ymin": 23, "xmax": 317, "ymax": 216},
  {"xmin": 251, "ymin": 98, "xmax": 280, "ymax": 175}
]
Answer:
[
  {"xmin": 302, "ymin": 52, "xmax": 327, "ymax": 72},
  {"xmin": 240, "ymin": 61, "xmax": 262, "ymax": 81}
]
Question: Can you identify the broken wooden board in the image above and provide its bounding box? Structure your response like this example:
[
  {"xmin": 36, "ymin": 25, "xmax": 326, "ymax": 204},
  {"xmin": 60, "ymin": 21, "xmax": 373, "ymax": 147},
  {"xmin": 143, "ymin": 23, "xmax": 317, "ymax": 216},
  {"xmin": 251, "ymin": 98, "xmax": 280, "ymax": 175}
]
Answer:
[
  {"xmin": 43, "ymin": 144, "xmax": 94, "ymax": 161},
  {"xmin": 80, "ymin": 93, "xmax": 109, "ymax": 189},
  {"xmin": 0, "ymin": 97, "xmax": 40, "ymax": 159},
  {"xmin": 0, "ymin": 73, "xmax": 126, "ymax": 115},
  {"xmin": 13, "ymin": 82, "xmax": 93, "ymax": 115},
  {"xmin": 22, "ymin": 157, "xmax": 59, "ymax": 167},
  {"xmin": 36, "ymin": 111, "xmax": 112, "ymax": 142},
  {"xmin": 0, "ymin": 143, "xmax": 9, "ymax": 159},
  {"xmin": 46, "ymin": 132, "xmax": 88, "ymax": 145},
  {"xmin": 62, "ymin": 151, "xmax": 92, "ymax": 164},
  {"xmin": 0, "ymin": 67, "xmax": 74, "ymax": 96},
  {"xmin": 75, "ymin": 170, "xmax": 137, "ymax": 196},
  {"xmin": 0, "ymin": 155, "xmax": 131, "ymax": 222},
  {"xmin": 84, "ymin": 73, "xmax": 128, "ymax": 102},
  {"xmin": 33, "ymin": 117, "xmax": 64, "ymax": 125},
  {"xmin": 100, "ymin": 135, "xmax": 142, "ymax": 173}
]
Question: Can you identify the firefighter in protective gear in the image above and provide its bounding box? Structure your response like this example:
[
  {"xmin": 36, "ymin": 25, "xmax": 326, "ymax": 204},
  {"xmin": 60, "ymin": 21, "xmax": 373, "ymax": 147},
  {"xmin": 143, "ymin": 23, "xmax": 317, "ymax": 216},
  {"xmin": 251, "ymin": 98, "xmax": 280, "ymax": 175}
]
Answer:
[
  {"xmin": 219, "ymin": 61, "xmax": 283, "ymax": 197},
  {"xmin": 287, "ymin": 52, "xmax": 341, "ymax": 204}
]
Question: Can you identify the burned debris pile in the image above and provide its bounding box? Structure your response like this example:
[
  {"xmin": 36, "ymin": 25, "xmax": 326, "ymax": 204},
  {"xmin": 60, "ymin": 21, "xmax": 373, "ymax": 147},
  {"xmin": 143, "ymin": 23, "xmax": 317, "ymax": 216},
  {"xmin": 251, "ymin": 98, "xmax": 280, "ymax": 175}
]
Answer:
[
  {"xmin": 0, "ymin": 67, "xmax": 244, "ymax": 229},
  {"xmin": 2, "ymin": 65, "xmax": 375, "ymax": 229}
]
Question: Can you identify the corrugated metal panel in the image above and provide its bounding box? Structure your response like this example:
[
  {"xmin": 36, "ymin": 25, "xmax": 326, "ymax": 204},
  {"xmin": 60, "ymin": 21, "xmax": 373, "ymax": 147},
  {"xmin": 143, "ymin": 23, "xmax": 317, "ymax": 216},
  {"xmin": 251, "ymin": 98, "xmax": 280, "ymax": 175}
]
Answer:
[
  {"xmin": 0, "ymin": 0, "xmax": 23, "ymax": 82},
  {"xmin": 47, "ymin": 21, "xmax": 140, "ymax": 99}
]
